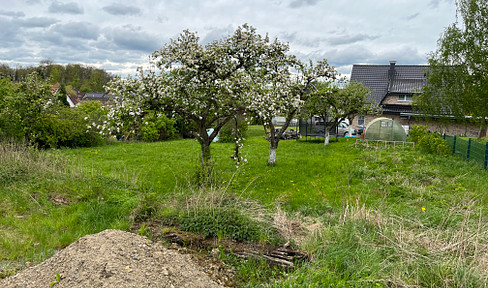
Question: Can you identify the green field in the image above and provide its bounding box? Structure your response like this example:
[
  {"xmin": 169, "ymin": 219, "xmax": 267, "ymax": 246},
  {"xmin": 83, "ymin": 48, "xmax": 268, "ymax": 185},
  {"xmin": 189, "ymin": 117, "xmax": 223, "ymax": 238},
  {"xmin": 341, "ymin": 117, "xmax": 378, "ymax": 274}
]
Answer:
[{"xmin": 2, "ymin": 126, "xmax": 488, "ymax": 287}]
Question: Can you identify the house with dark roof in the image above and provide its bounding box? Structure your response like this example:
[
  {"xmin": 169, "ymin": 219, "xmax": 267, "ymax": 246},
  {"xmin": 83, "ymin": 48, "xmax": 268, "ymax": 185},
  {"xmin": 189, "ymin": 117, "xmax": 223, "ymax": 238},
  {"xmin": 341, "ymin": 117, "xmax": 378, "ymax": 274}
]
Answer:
[
  {"xmin": 65, "ymin": 92, "xmax": 120, "ymax": 108},
  {"xmin": 82, "ymin": 93, "xmax": 117, "ymax": 104},
  {"xmin": 67, "ymin": 92, "xmax": 84, "ymax": 108},
  {"xmin": 350, "ymin": 61, "xmax": 483, "ymax": 137}
]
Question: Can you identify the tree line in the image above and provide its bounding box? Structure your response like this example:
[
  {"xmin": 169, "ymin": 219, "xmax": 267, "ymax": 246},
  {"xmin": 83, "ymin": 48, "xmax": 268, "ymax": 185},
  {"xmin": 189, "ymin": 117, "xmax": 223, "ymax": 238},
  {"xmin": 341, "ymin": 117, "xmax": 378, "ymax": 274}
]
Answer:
[{"xmin": 0, "ymin": 60, "xmax": 113, "ymax": 93}]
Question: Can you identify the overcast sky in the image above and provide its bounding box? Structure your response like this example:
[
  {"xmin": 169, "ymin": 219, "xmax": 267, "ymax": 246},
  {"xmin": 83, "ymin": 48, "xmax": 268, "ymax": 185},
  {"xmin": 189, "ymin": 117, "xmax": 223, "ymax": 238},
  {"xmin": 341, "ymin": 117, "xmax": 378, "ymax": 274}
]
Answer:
[{"xmin": 0, "ymin": 0, "xmax": 456, "ymax": 78}]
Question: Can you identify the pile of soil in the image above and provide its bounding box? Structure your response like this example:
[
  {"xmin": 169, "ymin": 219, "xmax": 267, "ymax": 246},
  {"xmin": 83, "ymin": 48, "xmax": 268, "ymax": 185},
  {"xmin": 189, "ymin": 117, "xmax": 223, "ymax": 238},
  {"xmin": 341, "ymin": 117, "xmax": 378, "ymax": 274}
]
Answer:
[{"xmin": 0, "ymin": 229, "xmax": 224, "ymax": 288}]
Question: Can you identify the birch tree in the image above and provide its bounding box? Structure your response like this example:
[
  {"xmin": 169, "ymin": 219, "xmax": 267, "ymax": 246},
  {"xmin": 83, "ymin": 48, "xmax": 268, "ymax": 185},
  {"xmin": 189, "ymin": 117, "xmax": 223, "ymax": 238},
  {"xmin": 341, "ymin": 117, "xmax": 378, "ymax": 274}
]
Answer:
[{"xmin": 415, "ymin": 0, "xmax": 488, "ymax": 136}]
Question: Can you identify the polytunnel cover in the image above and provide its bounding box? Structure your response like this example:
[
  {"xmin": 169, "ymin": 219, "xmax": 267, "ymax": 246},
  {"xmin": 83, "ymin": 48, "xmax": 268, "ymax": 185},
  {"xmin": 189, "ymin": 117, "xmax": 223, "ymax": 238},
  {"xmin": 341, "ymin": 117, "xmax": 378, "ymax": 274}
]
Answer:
[{"xmin": 363, "ymin": 117, "xmax": 407, "ymax": 141}]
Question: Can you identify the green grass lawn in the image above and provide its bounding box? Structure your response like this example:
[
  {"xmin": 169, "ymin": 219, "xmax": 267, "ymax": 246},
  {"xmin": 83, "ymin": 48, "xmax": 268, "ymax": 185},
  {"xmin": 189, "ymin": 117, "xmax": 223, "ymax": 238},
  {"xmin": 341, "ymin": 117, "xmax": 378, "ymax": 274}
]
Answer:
[
  {"xmin": 61, "ymin": 126, "xmax": 362, "ymax": 214},
  {"xmin": 2, "ymin": 127, "xmax": 488, "ymax": 287}
]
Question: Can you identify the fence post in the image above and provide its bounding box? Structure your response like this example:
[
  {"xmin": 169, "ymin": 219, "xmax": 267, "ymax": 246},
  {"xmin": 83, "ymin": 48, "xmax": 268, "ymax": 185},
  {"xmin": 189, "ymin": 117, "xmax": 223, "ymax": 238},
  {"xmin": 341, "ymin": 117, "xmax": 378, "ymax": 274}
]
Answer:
[
  {"xmin": 484, "ymin": 142, "xmax": 488, "ymax": 170},
  {"xmin": 467, "ymin": 138, "xmax": 471, "ymax": 161},
  {"xmin": 452, "ymin": 136, "xmax": 456, "ymax": 155}
]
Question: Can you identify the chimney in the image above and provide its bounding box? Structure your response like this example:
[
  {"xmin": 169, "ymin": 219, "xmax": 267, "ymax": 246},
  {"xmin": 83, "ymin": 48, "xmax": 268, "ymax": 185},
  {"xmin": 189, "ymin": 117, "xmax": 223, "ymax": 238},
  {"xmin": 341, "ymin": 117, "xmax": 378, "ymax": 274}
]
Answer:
[
  {"xmin": 389, "ymin": 60, "xmax": 396, "ymax": 77},
  {"xmin": 388, "ymin": 60, "xmax": 396, "ymax": 91}
]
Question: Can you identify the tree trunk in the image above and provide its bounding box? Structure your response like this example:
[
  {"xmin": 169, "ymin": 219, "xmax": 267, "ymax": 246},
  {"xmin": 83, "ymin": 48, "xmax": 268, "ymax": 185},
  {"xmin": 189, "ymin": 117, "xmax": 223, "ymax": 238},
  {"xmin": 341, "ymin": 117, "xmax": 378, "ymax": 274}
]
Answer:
[
  {"xmin": 233, "ymin": 116, "xmax": 240, "ymax": 162},
  {"xmin": 265, "ymin": 110, "xmax": 296, "ymax": 166},
  {"xmin": 200, "ymin": 140, "xmax": 211, "ymax": 169},
  {"xmin": 324, "ymin": 127, "xmax": 330, "ymax": 146},
  {"xmin": 268, "ymin": 141, "xmax": 278, "ymax": 165},
  {"xmin": 197, "ymin": 124, "xmax": 212, "ymax": 172}
]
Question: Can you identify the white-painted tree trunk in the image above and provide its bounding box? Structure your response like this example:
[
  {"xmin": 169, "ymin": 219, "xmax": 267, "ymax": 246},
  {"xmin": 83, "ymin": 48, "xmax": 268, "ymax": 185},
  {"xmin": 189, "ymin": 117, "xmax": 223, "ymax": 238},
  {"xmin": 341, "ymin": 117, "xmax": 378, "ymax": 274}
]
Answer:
[
  {"xmin": 324, "ymin": 128, "xmax": 330, "ymax": 146},
  {"xmin": 268, "ymin": 145, "xmax": 277, "ymax": 165}
]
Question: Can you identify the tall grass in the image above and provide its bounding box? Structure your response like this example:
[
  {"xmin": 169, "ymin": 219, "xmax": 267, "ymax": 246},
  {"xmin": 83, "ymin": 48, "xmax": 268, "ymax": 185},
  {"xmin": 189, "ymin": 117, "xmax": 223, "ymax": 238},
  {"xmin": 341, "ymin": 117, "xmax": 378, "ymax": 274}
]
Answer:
[
  {"xmin": 267, "ymin": 149, "xmax": 488, "ymax": 287},
  {"xmin": 0, "ymin": 141, "xmax": 135, "ymax": 277}
]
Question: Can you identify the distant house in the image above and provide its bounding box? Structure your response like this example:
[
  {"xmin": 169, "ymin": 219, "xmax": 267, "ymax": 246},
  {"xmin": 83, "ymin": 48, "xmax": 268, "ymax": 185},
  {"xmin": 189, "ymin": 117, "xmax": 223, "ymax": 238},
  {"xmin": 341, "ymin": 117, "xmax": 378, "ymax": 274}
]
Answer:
[
  {"xmin": 81, "ymin": 93, "xmax": 117, "ymax": 104},
  {"xmin": 350, "ymin": 61, "xmax": 484, "ymax": 137},
  {"xmin": 67, "ymin": 93, "xmax": 84, "ymax": 108},
  {"xmin": 66, "ymin": 91, "xmax": 119, "ymax": 108}
]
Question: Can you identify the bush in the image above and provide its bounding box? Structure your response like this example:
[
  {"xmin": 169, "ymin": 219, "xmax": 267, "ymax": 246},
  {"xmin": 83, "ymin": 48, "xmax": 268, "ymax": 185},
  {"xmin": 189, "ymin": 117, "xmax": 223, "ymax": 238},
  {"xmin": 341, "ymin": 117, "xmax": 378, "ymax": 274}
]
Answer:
[
  {"xmin": 140, "ymin": 111, "xmax": 177, "ymax": 142},
  {"xmin": 408, "ymin": 125, "xmax": 429, "ymax": 143},
  {"xmin": 32, "ymin": 102, "xmax": 107, "ymax": 148},
  {"xmin": 179, "ymin": 207, "xmax": 263, "ymax": 242},
  {"xmin": 0, "ymin": 73, "xmax": 53, "ymax": 142},
  {"xmin": 409, "ymin": 125, "xmax": 450, "ymax": 156},
  {"xmin": 219, "ymin": 115, "xmax": 248, "ymax": 143},
  {"xmin": 0, "ymin": 75, "xmax": 107, "ymax": 148},
  {"xmin": 418, "ymin": 134, "xmax": 451, "ymax": 156}
]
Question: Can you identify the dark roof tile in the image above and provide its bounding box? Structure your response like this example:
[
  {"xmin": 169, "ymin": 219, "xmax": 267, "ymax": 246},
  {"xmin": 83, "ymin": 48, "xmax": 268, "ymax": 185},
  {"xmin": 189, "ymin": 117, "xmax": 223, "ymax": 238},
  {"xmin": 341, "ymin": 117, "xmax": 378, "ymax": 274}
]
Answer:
[{"xmin": 350, "ymin": 64, "xmax": 429, "ymax": 105}]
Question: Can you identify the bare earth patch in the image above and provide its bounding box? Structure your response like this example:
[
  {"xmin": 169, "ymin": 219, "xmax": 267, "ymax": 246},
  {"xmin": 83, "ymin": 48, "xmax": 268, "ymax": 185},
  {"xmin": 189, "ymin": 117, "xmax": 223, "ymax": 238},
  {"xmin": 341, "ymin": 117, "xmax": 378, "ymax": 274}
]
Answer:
[{"xmin": 0, "ymin": 229, "xmax": 224, "ymax": 288}]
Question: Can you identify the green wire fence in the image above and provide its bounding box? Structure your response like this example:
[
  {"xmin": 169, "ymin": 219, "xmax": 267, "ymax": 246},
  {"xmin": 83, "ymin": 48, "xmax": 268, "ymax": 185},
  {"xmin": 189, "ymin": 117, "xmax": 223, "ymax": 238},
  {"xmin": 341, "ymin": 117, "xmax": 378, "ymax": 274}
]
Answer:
[{"xmin": 443, "ymin": 135, "xmax": 488, "ymax": 169}]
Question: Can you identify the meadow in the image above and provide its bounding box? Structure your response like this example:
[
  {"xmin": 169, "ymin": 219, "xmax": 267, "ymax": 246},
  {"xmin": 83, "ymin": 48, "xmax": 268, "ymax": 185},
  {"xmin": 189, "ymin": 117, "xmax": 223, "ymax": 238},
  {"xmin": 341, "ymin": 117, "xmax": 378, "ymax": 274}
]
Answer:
[{"xmin": 1, "ymin": 126, "xmax": 488, "ymax": 287}]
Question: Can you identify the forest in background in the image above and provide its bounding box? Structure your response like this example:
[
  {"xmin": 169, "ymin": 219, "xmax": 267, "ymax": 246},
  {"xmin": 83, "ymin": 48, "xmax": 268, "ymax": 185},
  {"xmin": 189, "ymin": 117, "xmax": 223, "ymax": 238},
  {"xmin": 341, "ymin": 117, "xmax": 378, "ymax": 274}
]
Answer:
[{"xmin": 0, "ymin": 59, "xmax": 113, "ymax": 93}]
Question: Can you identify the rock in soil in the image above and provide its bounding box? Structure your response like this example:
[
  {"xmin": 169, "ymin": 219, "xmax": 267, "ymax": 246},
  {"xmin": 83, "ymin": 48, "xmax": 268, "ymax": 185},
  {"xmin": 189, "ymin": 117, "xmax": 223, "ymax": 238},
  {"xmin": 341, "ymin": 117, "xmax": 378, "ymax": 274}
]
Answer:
[{"xmin": 0, "ymin": 229, "xmax": 224, "ymax": 288}]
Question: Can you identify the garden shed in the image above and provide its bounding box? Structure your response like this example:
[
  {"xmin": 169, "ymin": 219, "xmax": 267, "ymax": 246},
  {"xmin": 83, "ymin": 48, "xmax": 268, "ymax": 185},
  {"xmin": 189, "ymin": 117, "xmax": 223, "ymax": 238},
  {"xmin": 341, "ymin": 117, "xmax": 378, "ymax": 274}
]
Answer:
[{"xmin": 363, "ymin": 117, "xmax": 407, "ymax": 141}]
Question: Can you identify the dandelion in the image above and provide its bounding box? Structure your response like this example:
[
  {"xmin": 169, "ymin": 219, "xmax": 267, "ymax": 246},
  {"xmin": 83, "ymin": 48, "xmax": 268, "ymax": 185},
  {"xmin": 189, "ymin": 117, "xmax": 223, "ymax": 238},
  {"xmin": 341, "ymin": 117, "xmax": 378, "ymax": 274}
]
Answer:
[{"xmin": 421, "ymin": 207, "xmax": 426, "ymax": 212}]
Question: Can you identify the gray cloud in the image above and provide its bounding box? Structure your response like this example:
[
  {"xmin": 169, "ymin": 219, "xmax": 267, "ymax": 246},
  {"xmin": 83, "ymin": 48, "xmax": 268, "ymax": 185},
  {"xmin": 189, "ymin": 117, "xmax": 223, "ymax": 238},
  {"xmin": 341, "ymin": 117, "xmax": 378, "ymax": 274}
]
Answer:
[
  {"xmin": 0, "ymin": 18, "xmax": 22, "ymax": 47},
  {"xmin": 327, "ymin": 33, "xmax": 380, "ymax": 46},
  {"xmin": 201, "ymin": 26, "xmax": 234, "ymax": 45},
  {"xmin": 280, "ymin": 31, "xmax": 379, "ymax": 49},
  {"xmin": 428, "ymin": 0, "xmax": 454, "ymax": 8},
  {"xmin": 102, "ymin": 4, "xmax": 141, "ymax": 16},
  {"xmin": 376, "ymin": 46, "xmax": 426, "ymax": 65},
  {"xmin": 321, "ymin": 45, "xmax": 375, "ymax": 66},
  {"xmin": 105, "ymin": 25, "xmax": 162, "ymax": 53},
  {"xmin": 24, "ymin": 0, "xmax": 41, "ymax": 4},
  {"xmin": 289, "ymin": 0, "xmax": 320, "ymax": 8},
  {"xmin": 405, "ymin": 12, "xmax": 420, "ymax": 21},
  {"xmin": 0, "ymin": 10, "xmax": 25, "ymax": 18},
  {"xmin": 296, "ymin": 44, "xmax": 426, "ymax": 72},
  {"xmin": 50, "ymin": 22, "xmax": 100, "ymax": 40},
  {"xmin": 0, "ymin": 0, "xmax": 457, "ymax": 76},
  {"xmin": 20, "ymin": 17, "xmax": 58, "ymax": 28},
  {"xmin": 48, "ymin": 1, "xmax": 84, "ymax": 14}
]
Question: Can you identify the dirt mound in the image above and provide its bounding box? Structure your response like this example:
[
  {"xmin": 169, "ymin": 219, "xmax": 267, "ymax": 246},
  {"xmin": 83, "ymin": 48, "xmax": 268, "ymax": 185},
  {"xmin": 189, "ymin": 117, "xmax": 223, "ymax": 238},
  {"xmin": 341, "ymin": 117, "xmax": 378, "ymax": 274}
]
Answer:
[{"xmin": 0, "ymin": 229, "xmax": 224, "ymax": 288}]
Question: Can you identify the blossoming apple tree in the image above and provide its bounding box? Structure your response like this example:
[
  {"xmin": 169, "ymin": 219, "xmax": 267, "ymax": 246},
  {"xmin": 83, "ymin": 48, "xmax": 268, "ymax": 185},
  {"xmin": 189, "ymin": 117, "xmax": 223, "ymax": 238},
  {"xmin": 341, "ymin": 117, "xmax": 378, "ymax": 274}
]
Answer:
[
  {"xmin": 246, "ymin": 58, "xmax": 339, "ymax": 165},
  {"xmin": 107, "ymin": 24, "xmax": 293, "ymax": 169},
  {"xmin": 303, "ymin": 80, "xmax": 378, "ymax": 146}
]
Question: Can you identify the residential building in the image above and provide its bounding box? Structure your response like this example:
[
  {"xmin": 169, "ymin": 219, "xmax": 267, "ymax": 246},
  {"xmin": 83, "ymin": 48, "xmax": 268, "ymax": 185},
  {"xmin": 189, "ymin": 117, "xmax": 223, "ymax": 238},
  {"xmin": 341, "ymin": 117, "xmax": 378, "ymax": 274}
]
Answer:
[{"xmin": 350, "ymin": 61, "xmax": 484, "ymax": 137}]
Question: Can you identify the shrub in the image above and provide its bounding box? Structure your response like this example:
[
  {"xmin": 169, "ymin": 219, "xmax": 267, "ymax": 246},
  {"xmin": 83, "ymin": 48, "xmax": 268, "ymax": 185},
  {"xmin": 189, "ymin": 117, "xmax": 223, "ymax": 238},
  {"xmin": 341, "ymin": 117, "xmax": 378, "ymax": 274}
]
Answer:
[
  {"xmin": 409, "ymin": 125, "xmax": 450, "ymax": 156},
  {"xmin": 408, "ymin": 125, "xmax": 429, "ymax": 143},
  {"xmin": 140, "ymin": 111, "xmax": 177, "ymax": 142},
  {"xmin": 31, "ymin": 102, "xmax": 108, "ymax": 148},
  {"xmin": 418, "ymin": 134, "xmax": 450, "ymax": 156},
  {"xmin": 179, "ymin": 207, "xmax": 263, "ymax": 242},
  {"xmin": 0, "ymin": 75, "xmax": 107, "ymax": 148},
  {"xmin": 0, "ymin": 73, "xmax": 53, "ymax": 142},
  {"xmin": 218, "ymin": 115, "xmax": 248, "ymax": 143},
  {"xmin": 31, "ymin": 102, "xmax": 107, "ymax": 148}
]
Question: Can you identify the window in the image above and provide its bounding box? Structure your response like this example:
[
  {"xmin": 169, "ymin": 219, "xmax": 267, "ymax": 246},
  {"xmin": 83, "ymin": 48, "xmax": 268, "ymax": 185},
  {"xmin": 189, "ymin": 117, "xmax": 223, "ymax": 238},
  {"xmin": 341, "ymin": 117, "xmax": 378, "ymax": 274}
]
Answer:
[
  {"xmin": 398, "ymin": 95, "xmax": 413, "ymax": 102},
  {"xmin": 380, "ymin": 120, "xmax": 393, "ymax": 127},
  {"xmin": 357, "ymin": 116, "xmax": 365, "ymax": 126}
]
